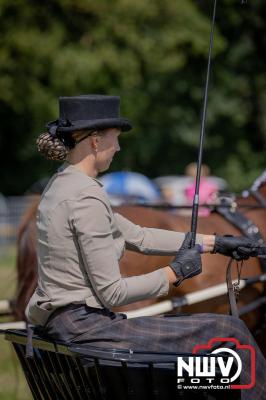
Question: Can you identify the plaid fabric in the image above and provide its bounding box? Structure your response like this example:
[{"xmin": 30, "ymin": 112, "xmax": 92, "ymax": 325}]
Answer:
[{"xmin": 43, "ymin": 304, "xmax": 266, "ymax": 399}]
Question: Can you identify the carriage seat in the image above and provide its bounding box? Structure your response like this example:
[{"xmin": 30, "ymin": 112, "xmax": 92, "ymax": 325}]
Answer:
[{"xmin": 5, "ymin": 329, "xmax": 240, "ymax": 400}]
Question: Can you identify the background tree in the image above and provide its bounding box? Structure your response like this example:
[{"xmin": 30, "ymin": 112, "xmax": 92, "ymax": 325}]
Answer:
[{"xmin": 0, "ymin": 0, "xmax": 265, "ymax": 194}]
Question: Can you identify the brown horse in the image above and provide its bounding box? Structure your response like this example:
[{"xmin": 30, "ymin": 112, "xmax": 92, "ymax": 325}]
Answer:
[{"xmin": 14, "ymin": 182, "xmax": 266, "ymax": 338}]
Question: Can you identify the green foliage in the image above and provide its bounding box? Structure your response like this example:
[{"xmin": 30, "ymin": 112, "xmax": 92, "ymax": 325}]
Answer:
[{"xmin": 0, "ymin": 0, "xmax": 265, "ymax": 194}]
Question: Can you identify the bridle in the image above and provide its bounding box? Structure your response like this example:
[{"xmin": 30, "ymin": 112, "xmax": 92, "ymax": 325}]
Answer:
[
  {"xmin": 249, "ymin": 179, "xmax": 266, "ymax": 207},
  {"xmin": 226, "ymin": 178, "xmax": 266, "ymax": 318},
  {"xmin": 242, "ymin": 173, "xmax": 266, "ymax": 207}
]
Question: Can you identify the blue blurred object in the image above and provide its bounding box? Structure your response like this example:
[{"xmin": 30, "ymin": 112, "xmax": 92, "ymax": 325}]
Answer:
[{"xmin": 99, "ymin": 171, "xmax": 161, "ymax": 204}]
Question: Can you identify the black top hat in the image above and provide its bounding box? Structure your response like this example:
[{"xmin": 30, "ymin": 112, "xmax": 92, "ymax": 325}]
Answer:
[{"xmin": 46, "ymin": 95, "xmax": 132, "ymax": 137}]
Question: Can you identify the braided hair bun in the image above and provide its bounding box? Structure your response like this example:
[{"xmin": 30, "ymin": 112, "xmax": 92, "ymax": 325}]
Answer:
[{"xmin": 36, "ymin": 132, "xmax": 69, "ymax": 161}]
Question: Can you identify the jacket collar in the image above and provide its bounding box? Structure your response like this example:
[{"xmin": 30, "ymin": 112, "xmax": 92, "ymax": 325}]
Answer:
[{"xmin": 58, "ymin": 162, "xmax": 103, "ymax": 187}]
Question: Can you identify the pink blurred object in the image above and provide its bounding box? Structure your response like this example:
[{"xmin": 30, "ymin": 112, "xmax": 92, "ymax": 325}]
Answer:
[{"xmin": 185, "ymin": 177, "xmax": 218, "ymax": 216}]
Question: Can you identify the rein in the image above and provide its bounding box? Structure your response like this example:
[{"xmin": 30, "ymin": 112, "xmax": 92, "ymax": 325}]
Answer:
[
  {"xmin": 226, "ymin": 259, "xmax": 243, "ymax": 318},
  {"xmin": 129, "ymin": 182, "xmax": 266, "ymax": 317},
  {"xmin": 133, "ymin": 203, "xmax": 266, "ymax": 210},
  {"xmin": 121, "ymin": 183, "xmax": 266, "ymax": 211}
]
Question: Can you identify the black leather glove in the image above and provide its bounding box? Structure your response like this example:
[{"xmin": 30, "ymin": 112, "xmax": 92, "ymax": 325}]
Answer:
[
  {"xmin": 236, "ymin": 245, "xmax": 262, "ymax": 259},
  {"xmin": 213, "ymin": 235, "xmax": 260, "ymax": 261},
  {"xmin": 170, "ymin": 233, "xmax": 202, "ymax": 287}
]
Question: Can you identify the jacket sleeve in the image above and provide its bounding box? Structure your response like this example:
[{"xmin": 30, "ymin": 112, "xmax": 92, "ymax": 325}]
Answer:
[
  {"xmin": 114, "ymin": 213, "xmax": 203, "ymax": 255},
  {"xmin": 72, "ymin": 193, "xmax": 169, "ymax": 308}
]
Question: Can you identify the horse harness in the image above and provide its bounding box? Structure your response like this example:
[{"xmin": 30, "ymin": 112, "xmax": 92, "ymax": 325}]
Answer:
[
  {"xmin": 215, "ymin": 195, "xmax": 266, "ymax": 273},
  {"xmin": 249, "ymin": 170, "xmax": 266, "ymax": 208},
  {"xmin": 215, "ymin": 188, "xmax": 266, "ymax": 317}
]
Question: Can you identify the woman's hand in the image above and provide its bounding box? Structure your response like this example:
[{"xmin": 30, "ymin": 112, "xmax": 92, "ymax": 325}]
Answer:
[
  {"xmin": 168, "ymin": 233, "xmax": 202, "ymax": 287},
  {"xmin": 212, "ymin": 235, "xmax": 261, "ymax": 260}
]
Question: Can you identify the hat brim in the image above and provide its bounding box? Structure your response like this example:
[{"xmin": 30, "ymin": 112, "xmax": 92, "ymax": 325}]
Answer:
[{"xmin": 55, "ymin": 118, "xmax": 132, "ymax": 133}]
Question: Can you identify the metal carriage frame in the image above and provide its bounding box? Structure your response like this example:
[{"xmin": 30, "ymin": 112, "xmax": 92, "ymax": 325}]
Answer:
[{"xmin": 5, "ymin": 329, "xmax": 241, "ymax": 400}]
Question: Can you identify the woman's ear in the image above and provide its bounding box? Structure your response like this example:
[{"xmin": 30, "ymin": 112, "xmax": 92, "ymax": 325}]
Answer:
[{"xmin": 90, "ymin": 135, "xmax": 98, "ymax": 151}]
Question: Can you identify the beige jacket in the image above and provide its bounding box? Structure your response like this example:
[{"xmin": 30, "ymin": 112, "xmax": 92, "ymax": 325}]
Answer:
[{"xmin": 26, "ymin": 163, "xmax": 203, "ymax": 326}]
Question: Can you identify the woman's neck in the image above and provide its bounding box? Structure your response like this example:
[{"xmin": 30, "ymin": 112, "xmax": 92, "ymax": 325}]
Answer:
[{"xmin": 66, "ymin": 156, "xmax": 98, "ymax": 178}]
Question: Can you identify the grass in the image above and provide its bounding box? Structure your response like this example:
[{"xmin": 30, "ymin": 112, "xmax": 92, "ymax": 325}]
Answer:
[{"xmin": 0, "ymin": 246, "xmax": 31, "ymax": 400}]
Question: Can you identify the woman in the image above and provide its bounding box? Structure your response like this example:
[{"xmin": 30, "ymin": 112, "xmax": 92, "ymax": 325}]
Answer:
[{"xmin": 26, "ymin": 95, "xmax": 265, "ymax": 398}]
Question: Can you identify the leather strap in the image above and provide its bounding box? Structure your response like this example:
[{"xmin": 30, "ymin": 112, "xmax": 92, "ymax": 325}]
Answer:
[
  {"xmin": 26, "ymin": 323, "xmax": 35, "ymax": 358},
  {"xmin": 226, "ymin": 258, "xmax": 239, "ymax": 318},
  {"xmin": 251, "ymin": 190, "xmax": 266, "ymax": 207},
  {"xmin": 216, "ymin": 205, "xmax": 266, "ymax": 273}
]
